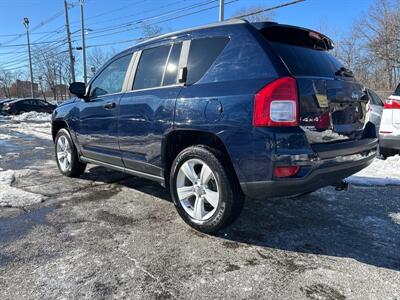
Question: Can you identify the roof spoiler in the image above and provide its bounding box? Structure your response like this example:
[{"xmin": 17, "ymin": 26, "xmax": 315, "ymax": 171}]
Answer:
[{"xmin": 252, "ymin": 22, "xmax": 334, "ymax": 50}]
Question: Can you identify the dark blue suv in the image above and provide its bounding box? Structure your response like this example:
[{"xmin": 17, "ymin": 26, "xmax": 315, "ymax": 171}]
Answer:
[{"xmin": 52, "ymin": 20, "xmax": 377, "ymax": 233}]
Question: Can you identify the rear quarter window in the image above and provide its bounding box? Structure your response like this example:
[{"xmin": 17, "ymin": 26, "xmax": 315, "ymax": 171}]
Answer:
[{"xmin": 186, "ymin": 37, "xmax": 229, "ymax": 84}]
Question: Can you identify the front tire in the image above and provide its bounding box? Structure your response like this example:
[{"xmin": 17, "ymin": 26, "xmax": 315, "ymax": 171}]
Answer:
[
  {"xmin": 55, "ymin": 128, "xmax": 86, "ymax": 177},
  {"xmin": 170, "ymin": 146, "xmax": 243, "ymax": 233}
]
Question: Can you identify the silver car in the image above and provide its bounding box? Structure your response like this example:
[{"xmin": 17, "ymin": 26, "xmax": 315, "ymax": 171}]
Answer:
[{"xmin": 366, "ymin": 88, "xmax": 384, "ymax": 134}]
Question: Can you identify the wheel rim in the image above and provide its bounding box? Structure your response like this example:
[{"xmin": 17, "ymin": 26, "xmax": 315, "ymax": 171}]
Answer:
[
  {"xmin": 176, "ymin": 158, "xmax": 220, "ymax": 221},
  {"xmin": 56, "ymin": 135, "xmax": 72, "ymax": 172}
]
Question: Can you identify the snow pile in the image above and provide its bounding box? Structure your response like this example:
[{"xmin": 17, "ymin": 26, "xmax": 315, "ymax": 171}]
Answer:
[
  {"xmin": 347, "ymin": 155, "xmax": 400, "ymax": 186},
  {"xmin": 11, "ymin": 111, "xmax": 52, "ymax": 122},
  {"xmin": 0, "ymin": 169, "xmax": 45, "ymax": 207},
  {"xmin": 1, "ymin": 121, "xmax": 52, "ymax": 140}
]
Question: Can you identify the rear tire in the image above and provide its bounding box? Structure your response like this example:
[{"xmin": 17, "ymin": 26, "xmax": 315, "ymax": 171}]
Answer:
[
  {"xmin": 55, "ymin": 128, "xmax": 86, "ymax": 177},
  {"xmin": 170, "ymin": 146, "xmax": 243, "ymax": 233},
  {"xmin": 380, "ymin": 147, "xmax": 396, "ymax": 159}
]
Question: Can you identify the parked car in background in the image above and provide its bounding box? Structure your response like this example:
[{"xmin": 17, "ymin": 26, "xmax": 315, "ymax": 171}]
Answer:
[
  {"xmin": 0, "ymin": 98, "xmax": 14, "ymax": 114},
  {"xmin": 52, "ymin": 20, "xmax": 377, "ymax": 233},
  {"xmin": 2, "ymin": 98, "xmax": 56, "ymax": 115},
  {"xmin": 379, "ymin": 83, "xmax": 400, "ymax": 158},
  {"xmin": 365, "ymin": 88, "xmax": 384, "ymax": 135}
]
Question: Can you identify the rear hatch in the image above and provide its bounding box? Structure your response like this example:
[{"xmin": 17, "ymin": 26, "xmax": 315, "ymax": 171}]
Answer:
[{"xmin": 259, "ymin": 24, "xmax": 368, "ymax": 144}]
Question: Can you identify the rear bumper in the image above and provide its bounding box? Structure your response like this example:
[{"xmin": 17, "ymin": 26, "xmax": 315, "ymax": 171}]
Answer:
[
  {"xmin": 379, "ymin": 134, "xmax": 400, "ymax": 150},
  {"xmin": 240, "ymin": 138, "xmax": 377, "ymax": 199}
]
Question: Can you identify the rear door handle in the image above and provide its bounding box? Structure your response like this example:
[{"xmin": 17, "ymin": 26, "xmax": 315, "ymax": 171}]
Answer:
[{"xmin": 104, "ymin": 102, "xmax": 116, "ymax": 109}]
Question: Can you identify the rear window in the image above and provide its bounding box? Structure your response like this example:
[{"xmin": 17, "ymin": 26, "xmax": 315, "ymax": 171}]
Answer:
[
  {"xmin": 269, "ymin": 42, "xmax": 343, "ymax": 77},
  {"xmin": 394, "ymin": 83, "xmax": 400, "ymax": 96},
  {"xmin": 261, "ymin": 26, "xmax": 343, "ymax": 77}
]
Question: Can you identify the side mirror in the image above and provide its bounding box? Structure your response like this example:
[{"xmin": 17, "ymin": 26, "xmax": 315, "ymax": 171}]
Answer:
[{"xmin": 69, "ymin": 82, "xmax": 87, "ymax": 99}]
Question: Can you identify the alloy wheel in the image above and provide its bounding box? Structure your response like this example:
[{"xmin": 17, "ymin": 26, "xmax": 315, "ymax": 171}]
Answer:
[
  {"xmin": 176, "ymin": 158, "xmax": 220, "ymax": 221},
  {"xmin": 56, "ymin": 135, "xmax": 72, "ymax": 172}
]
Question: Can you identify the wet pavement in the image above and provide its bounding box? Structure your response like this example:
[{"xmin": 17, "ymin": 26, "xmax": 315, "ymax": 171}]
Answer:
[{"xmin": 0, "ymin": 118, "xmax": 399, "ymax": 299}]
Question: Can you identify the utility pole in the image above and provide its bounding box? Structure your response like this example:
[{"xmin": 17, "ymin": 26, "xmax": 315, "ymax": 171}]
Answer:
[
  {"xmin": 64, "ymin": 0, "xmax": 76, "ymax": 82},
  {"xmin": 23, "ymin": 17, "xmax": 34, "ymax": 98},
  {"xmin": 219, "ymin": 0, "xmax": 224, "ymax": 22},
  {"xmin": 80, "ymin": 0, "xmax": 87, "ymax": 84},
  {"xmin": 59, "ymin": 65, "xmax": 63, "ymax": 101}
]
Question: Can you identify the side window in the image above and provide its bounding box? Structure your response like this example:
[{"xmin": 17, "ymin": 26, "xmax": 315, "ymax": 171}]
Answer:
[
  {"xmin": 163, "ymin": 42, "xmax": 182, "ymax": 86},
  {"xmin": 133, "ymin": 45, "xmax": 171, "ymax": 90},
  {"xmin": 90, "ymin": 54, "xmax": 132, "ymax": 98},
  {"xmin": 394, "ymin": 83, "xmax": 400, "ymax": 96},
  {"xmin": 186, "ymin": 37, "xmax": 229, "ymax": 84}
]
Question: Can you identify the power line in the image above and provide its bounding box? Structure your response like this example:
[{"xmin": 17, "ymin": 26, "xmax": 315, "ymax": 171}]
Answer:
[
  {"xmin": 85, "ymin": 0, "xmax": 219, "ymax": 35},
  {"xmin": 85, "ymin": 0, "xmax": 239, "ymax": 48},
  {"xmin": 0, "ymin": 9, "xmax": 65, "ymax": 46},
  {"xmin": 85, "ymin": 0, "xmax": 189, "ymax": 28},
  {"xmin": 72, "ymin": 0, "xmax": 147, "ymax": 24},
  {"xmin": 233, "ymin": 0, "xmax": 306, "ymax": 19}
]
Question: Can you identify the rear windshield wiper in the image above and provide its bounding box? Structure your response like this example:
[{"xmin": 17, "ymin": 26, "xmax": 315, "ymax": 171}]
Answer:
[{"xmin": 335, "ymin": 67, "xmax": 354, "ymax": 78}]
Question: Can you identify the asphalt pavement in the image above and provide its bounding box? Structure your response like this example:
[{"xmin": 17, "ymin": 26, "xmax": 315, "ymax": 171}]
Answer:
[{"xmin": 0, "ymin": 118, "xmax": 399, "ymax": 299}]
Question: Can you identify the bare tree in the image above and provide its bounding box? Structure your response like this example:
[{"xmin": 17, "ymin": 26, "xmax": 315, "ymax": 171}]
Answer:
[
  {"xmin": 355, "ymin": 0, "xmax": 400, "ymax": 89},
  {"xmin": 87, "ymin": 47, "xmax": 116, "ymax": 76},
  {"xmin": 140, "ymin": 23, "xmax": 163, "ymax": 38},
  {"xmin": 32, "ymin": 47, "xmax": 70, "ymax": 101},
  {"xmin": 233, "ymin": 5, "xmax": 275, "ymax": 22},
  {"xmin": 0, "ymin": 69, "xmax": 13, "ymax": 98}
]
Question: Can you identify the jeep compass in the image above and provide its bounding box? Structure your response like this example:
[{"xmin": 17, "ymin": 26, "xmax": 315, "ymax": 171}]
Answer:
[{"xmin": 52, "ymin": 20, "xmax": 377, "ymax": 233}]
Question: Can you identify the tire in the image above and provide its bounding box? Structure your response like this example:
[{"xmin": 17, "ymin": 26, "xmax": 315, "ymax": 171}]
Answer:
[
  {"xmin": 55, "ymin": 128, "xmax": 86, "ymax": 177},
  {"xmin": 380, "ymin": 147, "xmax": 396, "ymax": 159},
  {"xmin": 169, "ymin": 145, "xmax": 243, "ymax": 233}
]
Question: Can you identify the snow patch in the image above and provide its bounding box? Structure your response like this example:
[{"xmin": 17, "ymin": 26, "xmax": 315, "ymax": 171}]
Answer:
[
  {"xmin": 0, "ymin": 133, "xmax": 12, "ymax": 140},
  {"xmin": 0, "ymin": 169, "xmax": 45, "ymax": 207},
  {"xmin": 1, "ymin": 121, "xmax": 52, "ymax": 140},
  {"xmin": 389, "ymin": 212, "xmax": 400, "ymax": 225},
  {"xmin": 11, "ymin": 111, "xmax": 51, "ymax": 122},
  {"xmin": 347, "ymin": 155, "xmax": 400, "ymax": 186}
]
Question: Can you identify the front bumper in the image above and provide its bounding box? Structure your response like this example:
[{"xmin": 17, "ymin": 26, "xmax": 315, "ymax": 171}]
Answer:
[
  {"xmin": 240, "ymin": 138, "xmax": 377, "ymax": 199},
  {"xmin": 379, "ymin": 133, "xmax": 400, "ymax": 150}
]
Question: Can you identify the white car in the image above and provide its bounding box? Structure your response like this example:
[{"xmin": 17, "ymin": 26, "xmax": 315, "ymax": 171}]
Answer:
[
  {"xmin": 366, "ymin": 88, "xmax": 384, "ymax": 135},
  {"xmin": 379, "ymin": 83, "xmax": 400, "ymax": 158}
]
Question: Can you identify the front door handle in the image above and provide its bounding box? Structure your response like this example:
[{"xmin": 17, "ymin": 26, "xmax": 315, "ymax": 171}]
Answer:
[{"xmin": 104, "ymin": 102, "xmax": 116, "ymax": 109}]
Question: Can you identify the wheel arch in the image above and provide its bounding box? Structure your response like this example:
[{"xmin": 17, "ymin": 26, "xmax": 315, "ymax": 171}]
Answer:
[
  {"xmin": 51, "ymin": 120, "xmax": 70, "ymax": 142},
  {"xmin": 162, "ymin": 129, "xmax": 242, "ymax": 188}
]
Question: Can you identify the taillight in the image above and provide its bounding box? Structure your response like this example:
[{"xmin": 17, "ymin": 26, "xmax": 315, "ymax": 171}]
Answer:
[
  {"xmin": 273, "ymin": 166, "xmax": 300, "ymax": 178},
  {"xmin": 384, "ymin": 97, "xmax": 400, "ymax": 109},
  {"xmin": 253, "ymin": 77, "xmax": 299, "ymax": 127}
]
